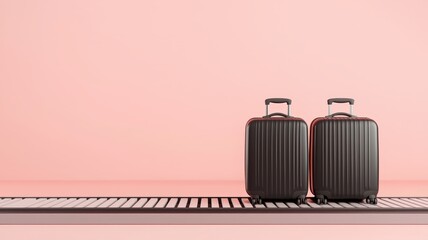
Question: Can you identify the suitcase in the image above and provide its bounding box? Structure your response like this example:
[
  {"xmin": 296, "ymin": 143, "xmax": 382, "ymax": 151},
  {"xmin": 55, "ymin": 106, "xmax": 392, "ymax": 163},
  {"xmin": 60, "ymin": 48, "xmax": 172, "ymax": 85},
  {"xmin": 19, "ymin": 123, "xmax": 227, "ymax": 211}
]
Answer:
[
  {"xmin": 310, "ymin": 98, "xmax": 379, "ymax": 204},
  {"xmin": 245, "ymin": 98, "xmax": 308, "ymax": 205}
]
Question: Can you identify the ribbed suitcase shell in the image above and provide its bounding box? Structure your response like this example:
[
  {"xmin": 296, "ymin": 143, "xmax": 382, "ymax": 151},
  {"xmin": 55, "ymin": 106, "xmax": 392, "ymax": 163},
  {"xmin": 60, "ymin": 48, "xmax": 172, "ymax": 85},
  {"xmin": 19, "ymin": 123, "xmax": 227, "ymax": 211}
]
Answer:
[
  {"xmin": 310, "ymin": 117, "xmax": 379, "ymax": 200},
  {"xmin": 245, "ymin": 118, "xmax": 308, "ymax": 200}
]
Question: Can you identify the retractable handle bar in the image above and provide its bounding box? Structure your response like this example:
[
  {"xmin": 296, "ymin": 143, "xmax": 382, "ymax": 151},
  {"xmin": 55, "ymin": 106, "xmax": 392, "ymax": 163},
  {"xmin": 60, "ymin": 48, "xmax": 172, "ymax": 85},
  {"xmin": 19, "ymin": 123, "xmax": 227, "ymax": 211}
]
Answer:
[
  {"xmin": 264, "ymin": 98, "xmax": 292, "ymax": 117},
  {"xmin": 327, "ymin": 98, "xmax": 355, "ymax": 116}
]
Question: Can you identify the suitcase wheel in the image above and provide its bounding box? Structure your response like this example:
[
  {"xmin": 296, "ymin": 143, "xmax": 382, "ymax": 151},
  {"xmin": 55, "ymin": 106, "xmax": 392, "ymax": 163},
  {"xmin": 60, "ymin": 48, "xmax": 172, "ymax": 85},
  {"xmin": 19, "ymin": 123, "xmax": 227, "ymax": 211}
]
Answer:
[
  {"xmin": 366, "ymin": 195, "xmax": 377, "ymax": 205},
  {"xmin": 296, "ymin": 196, "xmax": 306, "ymax": 205},
  {"xmin": 251, "ymin": 197, "xmax": 263, "ymax": 205},
  {"xmin": 315, "ymin": 195, "xmax": 327, "ymax": 205}
]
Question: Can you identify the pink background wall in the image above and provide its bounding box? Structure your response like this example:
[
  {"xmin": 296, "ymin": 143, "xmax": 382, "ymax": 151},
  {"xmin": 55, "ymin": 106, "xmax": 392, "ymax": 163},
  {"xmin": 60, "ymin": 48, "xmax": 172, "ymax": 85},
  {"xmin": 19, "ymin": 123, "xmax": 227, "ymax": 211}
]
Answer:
[{"xmin": 1, "ymin": 0, "xmax": 427, "ymax": 181}]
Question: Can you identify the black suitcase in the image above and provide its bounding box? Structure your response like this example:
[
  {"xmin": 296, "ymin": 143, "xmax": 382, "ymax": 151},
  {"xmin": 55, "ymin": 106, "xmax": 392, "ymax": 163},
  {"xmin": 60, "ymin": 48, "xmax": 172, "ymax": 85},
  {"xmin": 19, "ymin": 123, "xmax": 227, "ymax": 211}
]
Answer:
[
  {"xmin": 310, "ymin": 98, "xmax": 379, "ymax": 204},
  {"xmin": 245, "ymin": 98, "xmax": 308, "ymax": 205}
]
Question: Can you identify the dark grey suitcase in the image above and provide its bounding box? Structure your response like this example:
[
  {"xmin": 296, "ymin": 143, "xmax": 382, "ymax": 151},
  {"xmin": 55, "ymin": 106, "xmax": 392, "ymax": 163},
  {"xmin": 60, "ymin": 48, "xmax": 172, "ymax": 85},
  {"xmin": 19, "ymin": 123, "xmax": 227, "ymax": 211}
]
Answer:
[
  {"xmin": 245, "ymin": 98, "xmax": 308, "ymax": 205},
  {"xmin": 310, "ymin": 98, "xmax": 379, "ymax": 204}
]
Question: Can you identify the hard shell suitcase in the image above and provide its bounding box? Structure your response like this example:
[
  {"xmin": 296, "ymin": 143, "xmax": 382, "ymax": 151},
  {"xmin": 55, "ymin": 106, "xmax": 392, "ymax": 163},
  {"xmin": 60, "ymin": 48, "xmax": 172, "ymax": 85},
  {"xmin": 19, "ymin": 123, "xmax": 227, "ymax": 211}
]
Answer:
[
  {"xmin": 310, "ymin": 98, "xmax": 379, "ymax": 204},
  {"xmin": 245, "ymin": 98, "xmax": 308, "ymax": 205}
]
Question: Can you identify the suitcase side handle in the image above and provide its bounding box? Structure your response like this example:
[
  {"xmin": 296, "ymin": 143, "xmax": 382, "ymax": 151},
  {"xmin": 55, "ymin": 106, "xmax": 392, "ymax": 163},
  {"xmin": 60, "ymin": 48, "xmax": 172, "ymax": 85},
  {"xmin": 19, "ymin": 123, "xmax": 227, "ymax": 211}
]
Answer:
[
  {"xmin": 328, "ymin": 112, "xmax": 355, "ymax": 118},
  {"xmin": 265, "ymin": 98, "xmax": 292, "ymax": 116},
  {"xmin": 327, "ymin": 98, "xmax": 355, "ymax": 116},
  {"xmin": 263, "ymin": 112, "xmax": 290, "ymax": 118}
]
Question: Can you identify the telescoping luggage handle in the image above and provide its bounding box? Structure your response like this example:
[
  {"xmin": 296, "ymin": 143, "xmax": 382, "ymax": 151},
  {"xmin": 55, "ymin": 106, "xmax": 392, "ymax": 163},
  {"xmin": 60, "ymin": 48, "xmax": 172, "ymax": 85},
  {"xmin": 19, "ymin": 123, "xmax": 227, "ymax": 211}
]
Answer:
[
  {"xmin": 327, "ymin": 98, "xmax": 355, "ymax": 117},
  {"xmin": 264, "ymin": 98, "xmax": 291, "ymax": 118}
]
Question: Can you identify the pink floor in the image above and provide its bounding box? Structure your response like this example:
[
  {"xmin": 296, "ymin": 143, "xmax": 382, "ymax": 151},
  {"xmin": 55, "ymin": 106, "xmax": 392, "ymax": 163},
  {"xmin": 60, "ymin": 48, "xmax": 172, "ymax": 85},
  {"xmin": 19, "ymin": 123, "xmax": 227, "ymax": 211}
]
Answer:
[{"xmin": 2, "ymin": 225, "xmax": 428, "ymax": 240}]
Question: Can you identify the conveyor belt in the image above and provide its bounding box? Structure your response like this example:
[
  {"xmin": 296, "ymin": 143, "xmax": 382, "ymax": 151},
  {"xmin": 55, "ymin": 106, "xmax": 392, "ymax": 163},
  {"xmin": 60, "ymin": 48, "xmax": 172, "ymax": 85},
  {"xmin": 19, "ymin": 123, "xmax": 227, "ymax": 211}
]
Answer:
[{"xmin": 1, "ymin": 197, "xmax": 427, "ymax": 225}]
